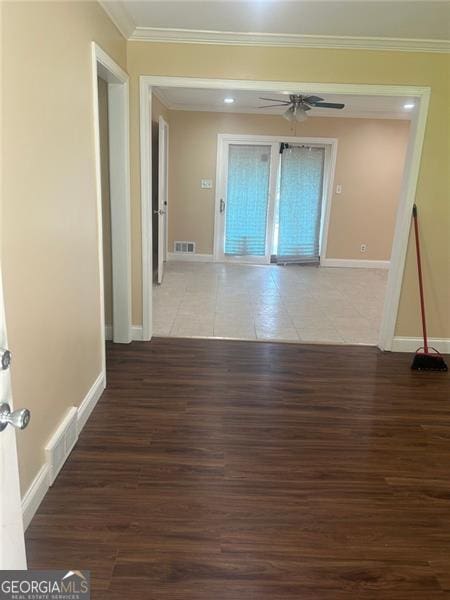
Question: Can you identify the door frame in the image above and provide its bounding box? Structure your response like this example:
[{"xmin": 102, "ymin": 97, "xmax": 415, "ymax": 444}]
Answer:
[
  {"xmin": 92, "ymin": 43, "xmax": 132, "ymax": 361},
  {"xmin": 158, "ymin": 115, "xmax": 169, "ymax": 279},
  {"xmin": 139, "ymin": 75, "xmax": 430, "ymax": 350},
  {"xmin": 213, "ymin": 133, "xmax": 337, "ymax": 264},
  {"xmin": 214, "ymin": 137, "xmax": 278, "ymax": 264}
]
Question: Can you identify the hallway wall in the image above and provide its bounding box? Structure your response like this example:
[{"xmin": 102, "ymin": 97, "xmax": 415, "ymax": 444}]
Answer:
[{"xmin": 2, "ymin": 1, "xmax": 127, "ymax": 494}]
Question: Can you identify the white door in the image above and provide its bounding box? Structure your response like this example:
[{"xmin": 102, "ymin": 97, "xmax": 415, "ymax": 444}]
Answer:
[
  {"xmin": 0, "ymin": 269, "xmax": 30, "ymax": 568},
  {"xmin": 157, "ymin": 116, "xmax": 169, "ymax": 284},
  {"xmin": 216, "ymin": 141, "xmax": 278, "ymax": 264}
]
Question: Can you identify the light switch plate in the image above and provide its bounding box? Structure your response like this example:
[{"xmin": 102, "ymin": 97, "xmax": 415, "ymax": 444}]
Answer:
[
  {"xmin": 201, "ymin": 179, "xmax": 213, "ymax": 189},
  {"xmin": 336, "ymin": 184, "xmax": 342, "ymax": 194}
]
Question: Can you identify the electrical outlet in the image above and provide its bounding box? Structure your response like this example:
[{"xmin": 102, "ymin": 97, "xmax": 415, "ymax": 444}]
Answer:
[{"xmin": 360, "ymin": 244, "xmax": 367, "ymax": 253}]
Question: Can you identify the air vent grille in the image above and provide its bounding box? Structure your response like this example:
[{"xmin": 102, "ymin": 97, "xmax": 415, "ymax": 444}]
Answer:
[{"xmin": 174, "ymin": 241, "xmax": 196, "ymax": 254}]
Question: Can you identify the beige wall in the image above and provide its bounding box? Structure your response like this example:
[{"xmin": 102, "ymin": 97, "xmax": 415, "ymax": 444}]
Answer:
[
  {"xmin": 127, "ymin": 42, "xmax": 449, "ymax": 339},
  {"xmin": 2, "ymin": 1, "xmax": 126, "ymax": 493},
  {"xmin": 98, "ymin": 77, "xmax": 113, "ymax": 326},
  {"xmin": 167, "ymin": 110, "xmax": 410, "ymax": 259}
]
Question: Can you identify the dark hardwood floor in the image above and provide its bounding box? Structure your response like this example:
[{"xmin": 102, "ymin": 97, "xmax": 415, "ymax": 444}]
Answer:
[{"xmin": 26, "ymin": 338, "xmax": 450, "ymax": 598}]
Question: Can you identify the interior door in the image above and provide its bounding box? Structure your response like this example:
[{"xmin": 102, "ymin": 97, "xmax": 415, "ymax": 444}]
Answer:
[
  {"xmin": 157, "ymin": 116, "xmax": 169, "ymax": 284},
  {"xmin": 0, "ymin": 268, "xmax": 29, "ymax": 568},
  {"xmin": 218, "ymin": 143, "xmax": 277, "ymax": 264}
]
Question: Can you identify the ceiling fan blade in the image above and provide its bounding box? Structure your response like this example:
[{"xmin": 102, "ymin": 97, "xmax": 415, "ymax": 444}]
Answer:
[
  {"xmin": 259, "ymin": 97, "xmax": 290, "ymax": 104},
  {"xmin": 258, "ymin": 104, "xmax": 289, "ymax": 108},
  {"xmin": 311, "ymin": 102, "xmax": 345, "ymax": 109},
  {"xmin": 303, "ymin": 95, "xmax": 324, "ymax": 104}
]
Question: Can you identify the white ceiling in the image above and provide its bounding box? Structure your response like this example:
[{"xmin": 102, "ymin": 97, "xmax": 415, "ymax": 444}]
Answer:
[
  {"xmin": 101, "ymin": 1, "xmax": 450, "ymax": 51},
  {"xmin": 127, "ymin": 1, "xmax": 449, "ymax": 39},
  {"xmin": 154, "ymin": 87, "xmax": 417, "ymax": 120}
]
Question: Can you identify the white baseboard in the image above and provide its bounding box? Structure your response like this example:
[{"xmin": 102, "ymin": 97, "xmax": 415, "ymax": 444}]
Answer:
[
  {"xmin": 391, "ymin": 336, "xmax": 450, "ymax": 354},
  {"xmin": 105, "ymin": 324, "xmax": 142, "ymax": 341},
  {"xmin": 77, "ymin": 372, "xmax": 106, "ymax": 434},
  {"xmin": 321, "ymin": 258, "xmax": 390, "ymax": 269},
  {"xmin": 167, "ymin": 252, "xmax": 214, "ymax": 262},
  {"xmin": 22, "ymin": 464, "xmax": 50, "ymax": 530},
  {"xmin": 131, "ymin": 325, "xmax": 143, "ymax": 340},
  {"xmin": 22, "ymin": 371, "xmax": 106, "ymax": 529}
]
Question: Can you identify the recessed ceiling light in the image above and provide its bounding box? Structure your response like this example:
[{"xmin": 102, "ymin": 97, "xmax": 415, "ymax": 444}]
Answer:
[
  {"xmin": 404, "ymin": 103, "xmax": 415, "ymax": 110},
  {"xmin": 224, "ymin": 97, "xmax": 235, "ymax": 104}
]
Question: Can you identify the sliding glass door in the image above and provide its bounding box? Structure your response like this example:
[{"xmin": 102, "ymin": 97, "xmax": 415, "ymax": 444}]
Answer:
[
  {"xmin": 215, "ymin": 137, "xmax": 328, "ymax": 265},
  {"xmin": 218, "ymin": 143, "xmax": 275, "ymax": 263},
  {"xmin": 276, "ymin": 145, "xmax": 325, "ymax": 263}
]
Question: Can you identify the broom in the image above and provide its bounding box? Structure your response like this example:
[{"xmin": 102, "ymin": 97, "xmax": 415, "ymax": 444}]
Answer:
[{"xmin": 411, "ymin": 204, "xmax": 448, "ymax": 371}]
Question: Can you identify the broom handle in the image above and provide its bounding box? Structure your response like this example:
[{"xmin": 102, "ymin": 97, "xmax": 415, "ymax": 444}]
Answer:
[{"xmin": 412, "ymin": 204, "xmax": 428, "ymax": 352}]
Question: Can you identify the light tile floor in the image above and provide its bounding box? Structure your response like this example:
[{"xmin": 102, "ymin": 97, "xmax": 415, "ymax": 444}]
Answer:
[{"xmin": 153, "ymin": 262, "xmax": 388, "ymax": 345}]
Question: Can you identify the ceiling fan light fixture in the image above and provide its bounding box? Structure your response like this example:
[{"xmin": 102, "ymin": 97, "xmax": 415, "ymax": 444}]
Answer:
[
  {"xmin": 283, "ymin": 106, "xmax": 296, "ymax": 121},
  {"xmin": 296, "ymin": 107, "xmax": 308, "ymax": 122},
  {"xmin": 283, "ymin": 105, "xmax": 307, "ymax": 122}
]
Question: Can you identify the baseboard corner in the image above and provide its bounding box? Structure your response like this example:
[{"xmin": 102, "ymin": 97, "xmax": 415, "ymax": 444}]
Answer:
[
  {"xmin": 22, "ymin": 464, "xmax": 50, "ymax": 530},
  {"xmin": 77, "ymin": 372, "xmax": 106, "ymax": 434},
  {"xmin": 131, "ymin": 325, "xmax": 143, "ymax": 340}
]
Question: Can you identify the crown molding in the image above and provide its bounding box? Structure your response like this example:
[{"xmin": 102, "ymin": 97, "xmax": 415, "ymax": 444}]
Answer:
[
  {"xmin": 99, "ymin": 1, "xmax": 135, "ymax": 39},
  {"xmin": 130, "ymin": 27, "xmax": 450, "ymax": 54}
]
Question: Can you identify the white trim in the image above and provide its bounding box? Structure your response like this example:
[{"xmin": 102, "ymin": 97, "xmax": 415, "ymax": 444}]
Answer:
[
  {"xmin": 105, "ymin": 324, "xmax": 113, "ymax": 340},
  {"xmin": 157, "ymin": 116, "xmax": 169, "ymax": 283},
  {"xmin": 131, "ymin": 325, "xmax": 144, "ymax": 340},
  {"xmin": 391, "ymin": 337, "xmax": 450, "ymax": 354},
  {"xmin": 139, "ymin": 76, "xmax": 431, "ymax": 352},
  {"xmin": 77, "ymin": 372, "xmax": 106, "ymax": 435},
  {"xmin": 98, "ymin": 1, "xmax": 135, "ymax": 39},
  {"xmin": 92, "ymin": 43, "xmax": 132, "ymax": 352},
  {"xmin": 141, "ymin": 77, "xmax": 428, "ymax": 99},
  {"xmin": 92, "ymin": 42, "xmax": 131, "ymax": 343},
  {"xmin": 321, "ymin": 259, "xmax": 390, "ymax": 269},
  {"xmin": 21, "ymin": 465, "xmax": 50, "ymax": 531},
  {"xmin": 167, "ymin": 253, "xmax": 214, "ymax": 263},
  {"xmin": 129, "ymin": 27, "xmax": 450, "ymax": 54},
  {"xmin": 22, "ymin": 372, "xmax": 105, "ymax": 530},
  {"xmin": 91, "ymin": 45, "xmax": 107, "ymax": 376},
  {"xmin": 140, "ymin": 79, "xmax": 153, "ymax": 341},
  {"xmin": 318, "ymin": 142, "xmax": 337, "ymax": 260},
  {"xmin": 379, "ymin": 89, "xmax": 430, "ymax": 351}
]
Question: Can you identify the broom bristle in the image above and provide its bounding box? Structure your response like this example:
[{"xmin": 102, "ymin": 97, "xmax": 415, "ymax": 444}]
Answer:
[{"xmin": 411, "ymin": 352, "xmax": 448, "ymax": 372}]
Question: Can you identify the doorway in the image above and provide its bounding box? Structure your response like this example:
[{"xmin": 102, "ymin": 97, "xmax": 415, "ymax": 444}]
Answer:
[
  {"xmin": 92, "ymin": 44, "xmax": 132, "ymax": 356},
  {"xmin": 153, "ymin": 116, "xmax": 169, "ymax": 284},
  {"xmin": 140, "ymin": 76, "xmax": 430, "ymax": 350}
]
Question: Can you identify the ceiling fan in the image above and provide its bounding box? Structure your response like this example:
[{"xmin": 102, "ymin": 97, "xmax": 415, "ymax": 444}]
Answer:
[{"xmin": 258, "ymin": 94, "xmax": 345, "ymax": 122}]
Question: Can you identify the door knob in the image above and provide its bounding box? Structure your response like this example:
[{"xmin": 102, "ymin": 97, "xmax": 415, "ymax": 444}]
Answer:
[
  {"xmin": 0, "ymin": 348, "xmax": 11, "ymax": 370},
  {"xmin": 0, "ymin": 403, "xmax": 31, "ymax": 432},
  {"xmin": 153, "ymin": 209, "xmax": 166, "ymax": 216}
]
